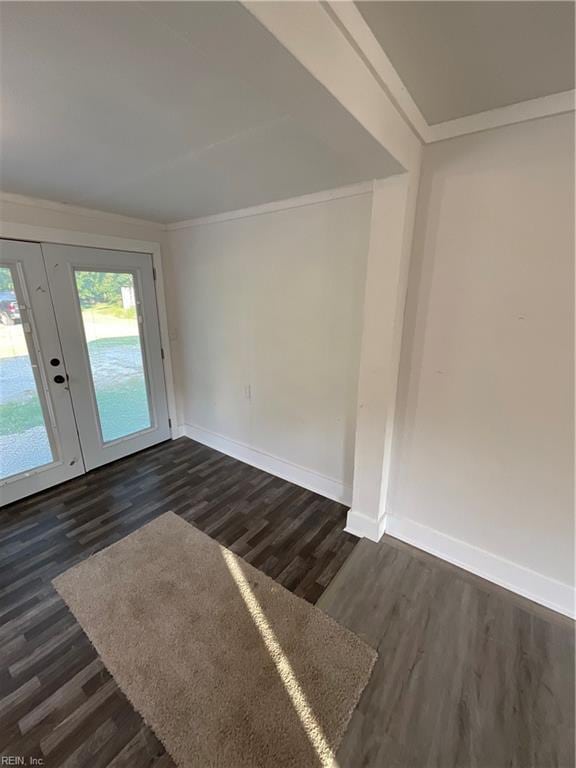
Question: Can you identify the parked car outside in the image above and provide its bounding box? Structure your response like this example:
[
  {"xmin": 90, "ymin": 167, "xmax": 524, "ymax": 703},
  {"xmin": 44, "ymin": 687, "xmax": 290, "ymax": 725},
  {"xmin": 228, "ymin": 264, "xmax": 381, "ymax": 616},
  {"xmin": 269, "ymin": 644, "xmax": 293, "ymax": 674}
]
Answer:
[{"xmin": 0, "ymin": 291, "xmax": 21, "ymax": 325}]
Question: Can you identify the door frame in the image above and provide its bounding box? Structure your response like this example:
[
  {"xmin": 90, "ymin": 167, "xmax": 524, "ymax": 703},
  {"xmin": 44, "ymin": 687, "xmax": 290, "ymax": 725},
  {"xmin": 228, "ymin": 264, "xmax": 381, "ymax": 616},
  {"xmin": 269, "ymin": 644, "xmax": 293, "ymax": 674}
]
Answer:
[{"xmin": 0, "ymin": 220, "xmax": 178, "ymax": 441}]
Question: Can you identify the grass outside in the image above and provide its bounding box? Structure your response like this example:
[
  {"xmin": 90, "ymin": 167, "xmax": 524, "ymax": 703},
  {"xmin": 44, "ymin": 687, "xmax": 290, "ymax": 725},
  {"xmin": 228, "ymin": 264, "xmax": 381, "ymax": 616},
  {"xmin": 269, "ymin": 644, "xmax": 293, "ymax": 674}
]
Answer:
[
  {"xmin": 1, "ymin": 292, "xmax": 148, "ymax": 477},
  {"xmin": 83, "ymin": 303, "xmax": 137, "ymax": 320},
  {"xmin": 0, "ymin": 303, "xmax": 138, "ymax": 358},
  {"xmin": 1, "ymin": 304, "xmax": 144, "ymax": 438},
  {"xmin": 0, "ymin": 393, "xmax": 43, "ymax": 436},
  {"xmin": 0, "ymin": 335, "xmax": 149, "ymax": 437}
]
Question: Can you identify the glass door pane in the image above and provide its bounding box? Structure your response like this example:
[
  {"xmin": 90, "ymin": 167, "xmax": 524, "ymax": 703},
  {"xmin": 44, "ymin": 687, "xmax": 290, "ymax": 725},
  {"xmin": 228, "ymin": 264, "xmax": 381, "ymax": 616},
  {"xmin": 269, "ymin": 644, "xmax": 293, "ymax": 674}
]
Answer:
[
  {"xmin": 74, "ymin": 270, "xmax": 152, "ymax": 443},
  {"xmin": 0, "ymin": 265, "xmax": 54, "ymax": 480},
  {"xmin": 43, "ymin": 244, "xmax": 170, "ymax": 472}
]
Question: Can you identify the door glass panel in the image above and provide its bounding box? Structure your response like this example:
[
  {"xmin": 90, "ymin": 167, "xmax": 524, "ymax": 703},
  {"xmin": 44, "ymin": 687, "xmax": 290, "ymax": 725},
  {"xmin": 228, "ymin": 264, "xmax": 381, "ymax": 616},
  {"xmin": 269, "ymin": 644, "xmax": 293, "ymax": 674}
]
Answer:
[
  {"xmin": 0, "ymin": 266, "xmax": 54, "ymax": 479},
  {"xmin": 75, "ymin": 270, "xmax": 152, "ymax": 443}
]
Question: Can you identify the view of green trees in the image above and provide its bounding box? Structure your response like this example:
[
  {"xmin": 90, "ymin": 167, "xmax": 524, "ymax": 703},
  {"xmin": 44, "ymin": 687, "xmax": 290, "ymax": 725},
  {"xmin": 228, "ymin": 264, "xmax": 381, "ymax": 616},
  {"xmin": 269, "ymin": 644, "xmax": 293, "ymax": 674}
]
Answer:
[
  {"xmin": 75, "ymin": 271, "xmax": 133, "ymax": 307},
  {"xmin": 0, "ymin": 268, "xmax": 133, "ymax": 307}
]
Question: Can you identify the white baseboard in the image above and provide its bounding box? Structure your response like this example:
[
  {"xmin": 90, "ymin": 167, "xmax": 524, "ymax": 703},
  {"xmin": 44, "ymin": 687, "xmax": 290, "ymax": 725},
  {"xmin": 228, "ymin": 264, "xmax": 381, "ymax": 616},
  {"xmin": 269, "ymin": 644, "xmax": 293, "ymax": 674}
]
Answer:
[
  {"xmin": 172, "ymin": 426, "xmax": 574, "ymax": 617},
  {"xmin": 385, "ymin": 514, "xmax": 575, "ymax": 619},
  {"xmin": 178, "ymin": 422, "xmax": 352, "ymax": 506},
  {"xmin": 345, "ymin": 509, "xmax": 386, "ymax": 541}
]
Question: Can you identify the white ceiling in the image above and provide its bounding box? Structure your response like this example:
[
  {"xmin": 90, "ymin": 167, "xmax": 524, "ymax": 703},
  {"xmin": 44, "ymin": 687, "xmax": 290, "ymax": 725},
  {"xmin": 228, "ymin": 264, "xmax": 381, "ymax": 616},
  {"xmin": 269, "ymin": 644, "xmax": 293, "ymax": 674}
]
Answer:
[
  {"xmin": 356, "ymin": 1, "xmax": 575, "ymax": 125},
  {"xmin": 0, "ymin": 2, "xmax": 401, "ymax": 223}
]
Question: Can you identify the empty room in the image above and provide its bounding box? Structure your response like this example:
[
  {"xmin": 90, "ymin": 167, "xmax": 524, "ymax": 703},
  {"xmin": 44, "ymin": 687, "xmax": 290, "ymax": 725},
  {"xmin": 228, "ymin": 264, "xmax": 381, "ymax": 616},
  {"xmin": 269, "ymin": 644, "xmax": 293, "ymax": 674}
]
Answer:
[{"xmin": 0, "ymin": 2, "xmax": 574, "ymax": 766}]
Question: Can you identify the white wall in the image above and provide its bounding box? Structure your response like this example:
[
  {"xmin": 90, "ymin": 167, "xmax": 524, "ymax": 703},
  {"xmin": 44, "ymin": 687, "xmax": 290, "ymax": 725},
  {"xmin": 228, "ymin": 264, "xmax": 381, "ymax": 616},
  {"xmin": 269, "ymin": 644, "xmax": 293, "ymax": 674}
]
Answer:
[
  {"xmin": 166, "ymin": 192, "xmax": 372, "ymax": 502},
  {"xmin": 3, "ymin": 113, "xmax": 572, "ymax": 615},
  {"xmin": 389, "ymin": 113, "xmax": 574, "ymax": 610}
]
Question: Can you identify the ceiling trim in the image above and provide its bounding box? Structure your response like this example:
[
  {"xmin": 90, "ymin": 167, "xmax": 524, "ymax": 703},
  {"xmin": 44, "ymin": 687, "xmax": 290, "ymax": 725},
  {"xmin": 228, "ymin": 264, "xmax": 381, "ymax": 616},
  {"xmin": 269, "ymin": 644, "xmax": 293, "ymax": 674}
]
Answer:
[
  {"xmin": 325, "ymin": 1, "xmax": 431, "ymax": 142},
  {"xmin": 0, "ymin": 192, "xmax": 162, "ymax": 229},
  {"xmin": 0, "ymin": 182, "xmax": 376, "ymax": 233},
  {"xmin": 166, "ymin": 180, "xmax": 374, "ymax": 230},
  {"xmin": 326, "ymin": 2, "xmax": 575, "ymax": 145},
  {"xmin": 428, "ymin": 90, "xmax": 576, "ymax": 141}
]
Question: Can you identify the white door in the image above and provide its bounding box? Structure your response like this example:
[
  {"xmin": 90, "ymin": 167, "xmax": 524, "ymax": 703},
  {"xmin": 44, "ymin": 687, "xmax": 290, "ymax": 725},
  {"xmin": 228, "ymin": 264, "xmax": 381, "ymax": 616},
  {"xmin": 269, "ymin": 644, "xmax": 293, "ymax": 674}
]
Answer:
[
  {"xmin": 42, "ymin": 244, "xmax": 170, "ymax": 471},
  {"xmin": 0, "ymin": 240, "xmax": 84, "ymax": 505}
]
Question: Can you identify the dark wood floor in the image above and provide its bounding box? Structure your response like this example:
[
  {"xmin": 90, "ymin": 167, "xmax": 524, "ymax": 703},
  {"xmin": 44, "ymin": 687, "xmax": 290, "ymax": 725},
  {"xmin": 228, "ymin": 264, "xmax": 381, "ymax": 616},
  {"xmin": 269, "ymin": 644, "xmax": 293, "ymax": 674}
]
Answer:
[
  {"xmin": 1, "ymin": 437, "xmax": 573, "ymax": 767},
  {"xmin": 0, "ymin": 438, "xmax": 356, "ymax": 767},
  {"xmin": 320, "ymin": 537, "xmax": 575, "ymax": 768}
]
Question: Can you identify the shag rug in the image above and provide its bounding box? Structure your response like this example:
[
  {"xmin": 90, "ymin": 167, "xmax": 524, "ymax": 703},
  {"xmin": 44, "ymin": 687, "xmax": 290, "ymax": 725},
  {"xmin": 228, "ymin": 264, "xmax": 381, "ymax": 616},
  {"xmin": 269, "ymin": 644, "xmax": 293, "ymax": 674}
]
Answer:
[{"xmin": 53, "ymin": 512, "xmax": 376, "ymax": 767}]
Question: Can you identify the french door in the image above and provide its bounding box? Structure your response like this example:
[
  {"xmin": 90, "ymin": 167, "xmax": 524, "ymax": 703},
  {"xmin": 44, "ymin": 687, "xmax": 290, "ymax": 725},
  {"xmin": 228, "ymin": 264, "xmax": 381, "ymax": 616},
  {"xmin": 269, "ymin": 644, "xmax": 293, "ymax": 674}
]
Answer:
[
  {"xmin": 0, "ymin": 240, "xmax": 170, "ymax": 506},
  {"xmin": 0, "ymin": 240, "xmax": 84, "ymax": 503}
]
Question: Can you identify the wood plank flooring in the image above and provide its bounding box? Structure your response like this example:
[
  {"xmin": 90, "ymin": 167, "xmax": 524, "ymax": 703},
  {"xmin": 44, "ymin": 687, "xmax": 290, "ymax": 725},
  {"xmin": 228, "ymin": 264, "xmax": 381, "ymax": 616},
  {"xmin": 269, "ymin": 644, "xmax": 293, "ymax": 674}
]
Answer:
[
  {"xmin": 320, "ymin": 537, "xmax": 575, "ymax": 768},
  {"xmin": 0, "ymin": 438, "xmax": 356, "ymax": 767},
  {"xmin": 1, "ymin": 437, "xmax": 573, "ymax": 767}
]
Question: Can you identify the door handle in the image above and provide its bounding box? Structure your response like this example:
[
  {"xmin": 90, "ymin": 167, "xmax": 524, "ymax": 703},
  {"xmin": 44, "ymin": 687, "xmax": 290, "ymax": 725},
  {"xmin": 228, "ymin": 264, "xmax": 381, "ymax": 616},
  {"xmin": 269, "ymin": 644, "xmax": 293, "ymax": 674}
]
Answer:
[{"xmin": 53, "ymin": 375, "xmax": 66, "ymax": 384}]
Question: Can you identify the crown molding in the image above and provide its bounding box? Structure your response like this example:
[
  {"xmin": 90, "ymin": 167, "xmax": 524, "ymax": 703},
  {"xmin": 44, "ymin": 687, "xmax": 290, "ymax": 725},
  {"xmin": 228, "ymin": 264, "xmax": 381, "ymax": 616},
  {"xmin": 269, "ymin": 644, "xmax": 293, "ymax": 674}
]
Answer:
[
  {"xmin": 166, "ymin": 181, "xmax": 374, "ymax": 230},
  {"xmin": 1, "ymin": 184, "xmax": 375, "ymax": 234},
  {"xmin": 428, "ymin": 90, "xmax": 576, "ymax": 142},
  {"xmin": 0, "ymin": 192, "xmax": 163, "ymax": 230},
  {"xmin": 324, "ymin": 2, "xmax": 575, "ymax": 145}
]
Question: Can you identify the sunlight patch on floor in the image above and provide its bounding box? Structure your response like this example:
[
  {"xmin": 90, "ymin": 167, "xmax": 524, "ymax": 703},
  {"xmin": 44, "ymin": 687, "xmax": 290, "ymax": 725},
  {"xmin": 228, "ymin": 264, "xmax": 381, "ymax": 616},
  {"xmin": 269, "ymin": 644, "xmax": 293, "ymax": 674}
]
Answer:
[{"xmin": 222, "ymin": 548, "xmax": 340, "ymax": 768}]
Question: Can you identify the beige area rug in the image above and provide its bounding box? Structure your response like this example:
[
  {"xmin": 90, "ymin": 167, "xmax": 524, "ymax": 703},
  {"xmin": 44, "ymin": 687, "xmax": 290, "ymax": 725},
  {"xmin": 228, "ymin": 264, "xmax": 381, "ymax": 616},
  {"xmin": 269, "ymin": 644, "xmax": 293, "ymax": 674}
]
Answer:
[{"xmin": 53, "ymin": 512, "xmax": 376, "ymax": 768}]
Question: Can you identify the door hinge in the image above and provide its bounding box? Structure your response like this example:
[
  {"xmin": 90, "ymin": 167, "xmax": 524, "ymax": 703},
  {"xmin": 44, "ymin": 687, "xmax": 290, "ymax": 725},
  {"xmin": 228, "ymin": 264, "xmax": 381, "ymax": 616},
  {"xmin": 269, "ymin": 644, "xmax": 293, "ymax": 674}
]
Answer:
[
  {"xmin": 152, "ymin": 267, "xmax": 157, "ymax": 281},
  {"xmin": 161, "ymin": 347, "xmax": 165, "ymax": 360},
  {"xmin": 168, "ymin": 418, "xmax": 172, "ymax": 428}
]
